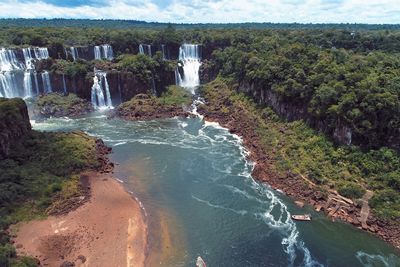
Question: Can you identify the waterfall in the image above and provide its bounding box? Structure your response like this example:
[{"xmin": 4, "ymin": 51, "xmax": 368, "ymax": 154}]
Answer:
[
  {"xmin": 22, "ymin": 48, "xmax": 34, "ymax": 70},
  {"xmin": 0, "ymin": 48, "xmax": 23, "ymax": 71},
  {"xmin": 23, "ymin": 71, "xmax": 34, "ymax": 98},
  {"xmin": 176, "ymin": 44, "xmax": 201, "ymax": 94},
  {"xmin": 102, "ymin": 44, "xmax": 113, "ymax": 60},
  {"xmin": 0, "ymin": 47, "xmax": 53, "ymax": 99},
  {"xmin": 62, "ymin": 74, "xmax": 67, "ymax": 94},
  {"xmin": 139, "ymin": 44, "xmax": 152, "ymax": 56},
  {"xmin": 161, "ymin": 44, "xmax": 167, "ymax": 60},
  {"xmin": 94, "ymin": 46, "xmax": 101, "ymax": 60},
  {"xmin": 94, "ymin": 45, "xmax": 114, "ymax": 60},
  {"xmin": 70, "ymin": 47, "xmax": 79, "ymax": 61},
  {"xmin": 0, "ymin": 72, "xmax": 18, "ymax": 98},
  {"xmin": 41, "ymin": 71, "xmax": 52, "ymax": 93},
  {"xmin": 91, "ymin": 71, "xmax": 113, "ymax": 109},
  {"xmin": 33, "ymin": 72, "xmax": 39, "ymax": 95},
  {"xmin": 33, "ymin": 47, "xmax": 49, "ymax": 60}
]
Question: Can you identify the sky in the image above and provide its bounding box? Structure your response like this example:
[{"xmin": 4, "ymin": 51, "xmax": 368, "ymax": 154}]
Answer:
[{"xmin": 0, "ymin": 0, "xmax": 399, "ymax": 24}]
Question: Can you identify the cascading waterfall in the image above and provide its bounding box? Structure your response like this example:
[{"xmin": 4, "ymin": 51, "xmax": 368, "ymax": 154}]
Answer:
[
  {"xmin": 94, "ymin": 46, "xmax": 101, "ymax": 60},
  {"xmin": 70, "ymin": 47, "xmax": 79, "ymax": 61},
  {"xmin": 94, "ymin": 44, "xmax": 114, "ymax": 60},
  {"xmin": 139, "ymin": 44, "xmax": 152, "ymax": 56},
  {"xmin": 161, "ymin": 44, "xmax": 167, "ymax": 60},
  {"xmin": 41, "ymin": 71, "xmax": 52, "ymax": 94},
  {"xmin": 62, "ymin": 74, "xmax": 67, "ymax": 94},
  {"xmin": 0, "ymin": 48, "xmax": 24, "ymax": 71},
  {"xmin": 0, "ymin": 72, "xmax": 18, "ymax": 98},
  {"xmin": 22, "ymin": 48, "xmax": 34, "ymax": 70},
  {"xmin": 91, "ymin": 71, "xmax": 113, "ymax": 109},
  {"xmin": 33, "ymin": 47, "xmax": 49, "ymax": 60},
  {"xmin": 1, "ymin": 47, "xmax": 51, "ymax": 98},
  {"xmin": 176, "ymin": 44, "xmax": 201, "ymax": 94},
  {"xmin": 23, "ymin": 71, "xmax": 34, "ymax": 98},
  {"xmin": 33, "ymin": 72, "xmax": 39, "ymax": 95}
]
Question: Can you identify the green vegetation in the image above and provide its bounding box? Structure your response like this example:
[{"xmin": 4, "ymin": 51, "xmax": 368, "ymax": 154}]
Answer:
[
  {"xmin": 201, "ymin": 78, "xmax": 400, "ymax": 220},
  {"xmin": 212, "ymin": 38, "xmax": 400, "ymax": 149},
  {"xmin": 0, "ymin": 98, "xmax": 29, "ymax": 133},
  {"xmin": 34, "ymin": 93, "xmax": 93, "ymax": 118},
  {"xmin": 0, "ymin": 130, "xmax": 100, "ymax": 266},
  {"xmin": 116, "ymin": 85, "xmax": 191, "ymax": 119},
  {"xmin": 0, "ymin": 99, "xmax": 101, "ymax": 266},
  {"xmin": 116, "ymin": 53, "xmax": 175, "ymax": 83},
  {"xmin": 158, "ymin": 85, "xmax": 192, "ymax": 106}
]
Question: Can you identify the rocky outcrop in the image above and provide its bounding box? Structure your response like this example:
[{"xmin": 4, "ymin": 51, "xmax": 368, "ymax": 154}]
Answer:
[
  {"xmin": 113, "ymin": 93, "xmax": 191, "ymax": 121},
  {"xmin": 33, "ymin": 93, "xmax": 94, "ymax": 119},
  {"xmin": 237, "ymin": 81, "xmax": 355, "ymax": 146},
  {"xmin": 0, "ymin": 98, "xmax": 31, "ymax": 159}
]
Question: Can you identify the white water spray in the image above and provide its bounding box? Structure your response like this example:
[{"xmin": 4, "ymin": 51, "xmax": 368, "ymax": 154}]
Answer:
[
  {"xmin": 176, "ymin": 44, "xmax": 201, "ymax": 94},
  {"xmin": 91, "ymin": 71, "xmax": 113, "ymax": 109}
]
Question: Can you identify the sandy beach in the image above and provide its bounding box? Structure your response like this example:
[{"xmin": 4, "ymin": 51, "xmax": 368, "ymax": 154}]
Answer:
[{"xmin": 13, "ymin": 171, "xmax": 147, "ymax": 267}]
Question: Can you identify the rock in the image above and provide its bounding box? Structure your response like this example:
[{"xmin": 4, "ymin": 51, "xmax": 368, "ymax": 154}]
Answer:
[
  {"xmin": 295, "ymin": 201, "xmax": 305, "ymax": 208},
  {"xmin": 314, "ymin": 204, "xmax": 323, "ymax": 212},
  {"xmin": 60, "ymin": 261, "xmax": 75, "ymax": 267},
  {"xmin": 77, "ymin": 255, "xmax": 86, "ymax": 263}
]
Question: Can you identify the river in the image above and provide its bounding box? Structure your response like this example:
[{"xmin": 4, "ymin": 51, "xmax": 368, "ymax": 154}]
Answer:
[{"xmin": 31, "ymin": 113, "xmax": 400, "ymax": 267}]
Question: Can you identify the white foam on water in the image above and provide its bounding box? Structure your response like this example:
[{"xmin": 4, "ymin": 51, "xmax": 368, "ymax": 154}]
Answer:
[
  {"xmin": 356, "ymin": 251, "xmax": 399, "ymax": 267},
  {"xmin": 113, "ymin": 141, "xmax": 127, "ymax": 146},
  {"xmin": 204, "ymin": 119, "xmax": 323, "ymax": 267},
  {"xmin": 191, "ymin": 194, "xmax": 247, "ymax": 216},
  {"xmin": 115, "ymin": 178, "xmax": 124, "ymax": 183}
]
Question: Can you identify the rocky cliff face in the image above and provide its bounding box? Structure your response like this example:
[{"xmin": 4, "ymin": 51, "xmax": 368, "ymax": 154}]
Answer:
[
  {"xmin": 50, "ymin": 69, "xmax": 176, "ymax": 106},
  {"xmin": 237, "ymin": 81, "xmax": 355, "ymax": 146},
  {"xmin": 0, "ymin": 98, "xmax": 31, "ymax": 159}
]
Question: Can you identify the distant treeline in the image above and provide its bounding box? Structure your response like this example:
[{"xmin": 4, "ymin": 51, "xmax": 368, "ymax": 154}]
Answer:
[{"xmin": 0, "ymin": 18, "xmax": 400, "ymax": 30}]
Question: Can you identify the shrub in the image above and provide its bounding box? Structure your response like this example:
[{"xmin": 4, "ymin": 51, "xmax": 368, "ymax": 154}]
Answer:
[{"xmin": 338, "ymin": 182, "xmax": 366, "ymax": 199}]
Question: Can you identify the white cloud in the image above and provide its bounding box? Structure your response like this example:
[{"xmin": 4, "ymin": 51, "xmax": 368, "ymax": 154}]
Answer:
[{"xmin": 0, "ymin": 0, "xmax": 399, "ymax": 23}]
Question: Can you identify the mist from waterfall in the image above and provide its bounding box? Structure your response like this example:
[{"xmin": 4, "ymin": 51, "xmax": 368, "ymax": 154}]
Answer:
[
  {"xmin": 175, "ymin": 44, "xmax": 201, "ymax": 94},
  {"xmin": 91, "ymin": 71, "xmax": 113, "ymax": 109}
]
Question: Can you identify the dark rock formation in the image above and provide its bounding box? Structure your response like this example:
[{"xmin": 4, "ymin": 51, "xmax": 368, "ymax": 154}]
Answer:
[{"xmin": 0, "ymin": 98, "xmax": 31, "ymax": 159}]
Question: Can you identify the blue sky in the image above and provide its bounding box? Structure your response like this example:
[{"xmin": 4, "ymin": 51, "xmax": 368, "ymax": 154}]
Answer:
[{"xmin": 1, "ymin": 0, "xmax": 399, "ymax": 23}]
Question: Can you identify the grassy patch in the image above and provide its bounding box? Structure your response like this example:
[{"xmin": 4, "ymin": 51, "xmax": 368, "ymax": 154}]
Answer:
[
  {"xmin": 0, "ymin": 128, "xmax": 100, "ymax": 266},
  {"xmin": 158, "ymin": 85, "xmax": 192, "ymax": 106},
  {"xmin": 34, "ymin": 93, "xmax": 92, "ymax": 118},
  {"xmin": 201, "ymin": 78, "xmax": 400, "ymax": 220}
]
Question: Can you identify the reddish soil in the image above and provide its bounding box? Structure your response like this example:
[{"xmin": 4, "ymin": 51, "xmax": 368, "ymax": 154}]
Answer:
[{"xmin": 13, "ymin": 172, "xmax": 148, "ymax": 267}]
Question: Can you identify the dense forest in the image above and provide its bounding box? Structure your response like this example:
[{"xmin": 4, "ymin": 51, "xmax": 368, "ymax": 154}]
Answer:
[{"xmin": 0, "ymin": 20, "xmax": 399, "ymax": 227}]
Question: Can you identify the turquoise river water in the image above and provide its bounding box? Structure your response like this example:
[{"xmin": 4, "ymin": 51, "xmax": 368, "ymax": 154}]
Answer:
[{"xmin": 33, "ymin": 113, "xmax": 400, "ymax": 267}]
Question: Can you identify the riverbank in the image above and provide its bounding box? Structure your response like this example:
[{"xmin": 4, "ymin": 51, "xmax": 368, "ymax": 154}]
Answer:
[
  {"xmin": 197, "ymin": 79, "xmax": 400, "ymax": 249},
  {"xmin": 12, "ymin": 171, "xmax": 148, "ymax": 267}
]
